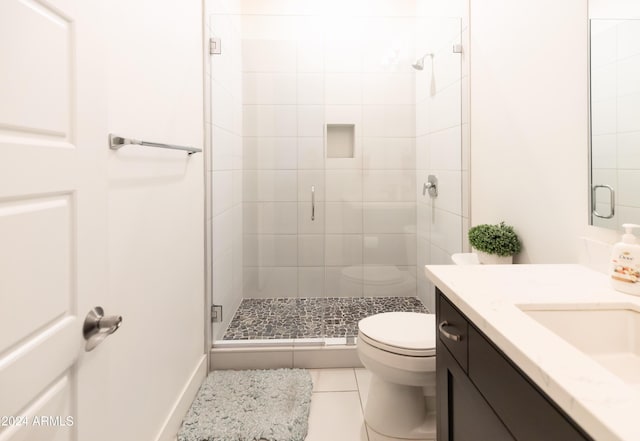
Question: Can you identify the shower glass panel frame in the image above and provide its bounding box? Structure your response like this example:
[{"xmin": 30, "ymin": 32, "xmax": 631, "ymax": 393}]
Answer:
[{"xmin": 208, "ymin": 6, "xmax": 463, "ymax": 348}]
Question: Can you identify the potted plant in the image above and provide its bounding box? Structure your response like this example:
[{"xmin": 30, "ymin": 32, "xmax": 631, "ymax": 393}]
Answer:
[{"xmin": 468, "ymin": 222, "xmax": 522, "ymax": 264}]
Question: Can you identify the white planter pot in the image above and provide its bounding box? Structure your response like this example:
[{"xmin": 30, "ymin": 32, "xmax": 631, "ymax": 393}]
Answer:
[{"xmin": 474, "ymin": 250, "xmax": 513, "ymax": 265}]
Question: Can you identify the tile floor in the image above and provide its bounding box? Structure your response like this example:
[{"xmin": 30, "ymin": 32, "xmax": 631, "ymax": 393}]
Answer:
[{"xmin": 306, "ymin": 368, "xmax": 432, "ymax": 441}]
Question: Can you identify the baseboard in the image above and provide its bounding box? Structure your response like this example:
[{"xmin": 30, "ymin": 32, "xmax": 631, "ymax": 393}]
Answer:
[{"xmin": 154, "ymin": 354, "xmax": 207, "ymax": 441}]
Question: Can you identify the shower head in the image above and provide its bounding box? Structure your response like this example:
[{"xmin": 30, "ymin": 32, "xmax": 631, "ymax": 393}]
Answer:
[{"xmin": 412, "ymin": 53, "xmax": 433, "ymax": 70}]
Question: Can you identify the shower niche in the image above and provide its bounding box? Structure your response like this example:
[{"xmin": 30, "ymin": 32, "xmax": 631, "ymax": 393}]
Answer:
[{"xmin": 326, "ymin": 124, "xmax": 355, "ymax": 159}]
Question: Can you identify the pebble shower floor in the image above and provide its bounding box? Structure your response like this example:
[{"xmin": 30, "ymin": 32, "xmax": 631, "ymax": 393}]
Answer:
[{"xmin": 222, "ymin": 296, "xmax": 428, "ymax": 340}]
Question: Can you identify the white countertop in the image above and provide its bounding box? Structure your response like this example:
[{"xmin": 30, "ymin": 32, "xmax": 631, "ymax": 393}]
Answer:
[{"xmin": 425, "ymin": 264, "xmax": 640, "ymax": 441}]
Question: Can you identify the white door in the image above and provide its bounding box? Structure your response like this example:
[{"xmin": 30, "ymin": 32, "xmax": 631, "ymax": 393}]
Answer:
[{"xmin": 0, "ymin": 1, "xmax": 113, "ymax": 440}]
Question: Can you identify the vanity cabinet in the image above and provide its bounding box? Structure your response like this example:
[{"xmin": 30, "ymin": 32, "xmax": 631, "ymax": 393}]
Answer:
[{"xmin": 436, "ymin": 289, "xmax": 593, "ymax": 441}]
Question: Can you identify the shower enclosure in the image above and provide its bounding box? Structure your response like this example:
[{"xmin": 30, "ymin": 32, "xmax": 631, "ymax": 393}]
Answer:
[{"xmin": 206, "ymin": 0, "xmax": 466, "ymax": 351}]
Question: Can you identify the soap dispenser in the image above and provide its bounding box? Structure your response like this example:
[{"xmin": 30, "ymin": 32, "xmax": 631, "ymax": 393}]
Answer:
[{"xmin": 610, "ymin": 223, "xmax": 640, "ymax": 296}]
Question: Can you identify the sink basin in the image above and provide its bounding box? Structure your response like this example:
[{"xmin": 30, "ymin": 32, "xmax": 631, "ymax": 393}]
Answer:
[{"xmin": 517, "ymin": 303, "xmax": 640, "ymax": 385}]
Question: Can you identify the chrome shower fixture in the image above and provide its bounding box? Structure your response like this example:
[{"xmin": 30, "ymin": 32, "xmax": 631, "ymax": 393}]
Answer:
[{"xmin": 412, "ymin": 52, "xmax": 433, "ymax": 70}]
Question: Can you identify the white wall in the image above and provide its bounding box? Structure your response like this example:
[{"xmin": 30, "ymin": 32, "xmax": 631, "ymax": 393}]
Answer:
[
  {"xmin": 469, "ymin": 0, "xmax": 589, "ymax": 263},
  {"xmin": 104, "ymin": 0, "xmax": 205, "ymax": 439}
]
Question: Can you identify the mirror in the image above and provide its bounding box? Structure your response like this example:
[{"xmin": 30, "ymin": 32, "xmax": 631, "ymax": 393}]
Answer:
[{"xmin": 589, "ymin": 13, "xmax": 640, "ymax": 230}]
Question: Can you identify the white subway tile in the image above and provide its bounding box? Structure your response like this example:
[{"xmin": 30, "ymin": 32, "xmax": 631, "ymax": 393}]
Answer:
[
  {"xmin": 243, "ymin": 137, "xmax": 297, "ymax": 170},
  {"xmin": 325, "ymin": 202, "xmax": 363, "ymax": 234},
  {"xmin": 298, "ymin": 267, "xmax": 325, "ymax": 297},
  {"xmin": 298, "ymin": 137, "xmax": 325, "ymax": 169},
  {"xmin": 243, "ymin": 267, "xmax": 298, "ymax": 298},
  {"xmin": 243, "ymin": 202, "xmax": 298, "ymax": 234},
  {"xmin": 212, "ymin": 210, "xmax": 233, "ymax": 262},
  {"xmin": 243, "ymin": 105, "xmax": 298, "ymax": 137},
  {"xmin": 298, "ymin": 74, "xmax": 324, "ymax": 105},
  {"xmin": 430, "ymin": 209, "xmax": 462, "ymax": 255},
  {"xmin": 211, "ymin": 126, "xmax": 235, "ymax": 170},
  {"xmin": 429, "ymin": 126, "xmax": 462, "ymax": 171},
  {"xmin": 363, "ymin": 105, "xmax": 415, "ymax": 137},
  {"xmin": 298, "ymin": 106, "xmax": 325, "ymax": 137},
  {"xmin": 618, "ymin": 92, "xmax": 640, "ymax": 133},
  {"xmin": 326, "ymin": 170, "xmax": 363, "ymax": 202},
  {"xmin": 244, "ymin": 234, "xmax": 298, "ymax": 267},
  {"xmin": 362, "ymin": 73, "xmax": 415, "ymax": 105},
  {"xmin": 243, "ymin": 170, "xmax": 298, "ymax": 202},
  {"xmin": 591, "ymin": 64, "xmax": 617, "ymax": 102},
  {"xmin": 298, "ymin": 39, "xmax": 324, "ymax": 73},
  {"xmin": 363, "ymin": 170, "xmax": 415, "ymax": 202},
  {"xmin": 325, "ymin": 266, "xmax": 363, "ymax": 297},
  {"xmin": 617, "ymin": 20, "xmax": 640, "ymax": 60},
  {"xmin": 325, "ymin": 235, "xmax": 363, "ymax": 266},
  {"xmin": 618, "ymin": 170, "xmax": 640, "ymax": 208},
  {"xmin": 299, "ymin": 235, "xmax": 325, "ymax": 266},
  {"xmin": 212, "ymin": 171, "xmax": 234, "ymax": 216},
  {"xmin": 242, "ymin": 39, "xmax": 297, "ymax": 72},
  {"xmin": 325, "ymin": 74, "xmax": 363, "ymax": 105},
  {"xmin": 363, "ymin": 137, "xmax": 415, "ymax": 170},
  {"xmin": 363, "ymin": 234, "xmax": 416, "ymax": 266},
  {"xmin": 592, "ymin": 134, "xmax": 617, "ymax": 169},
  {"xmin": 617, "ymin": 132, "xmax": 640, "ymax": 169},
  {"xmin": 591, "ymin": 97, "xmax": 616, "ymax": 136},
  {"xmin": 363, "ymin": 202, "xmax": 416, "ymax": 234},
  {"xmin": 243, "ymin": 73, "xmax": 297, "ymax": 105}
]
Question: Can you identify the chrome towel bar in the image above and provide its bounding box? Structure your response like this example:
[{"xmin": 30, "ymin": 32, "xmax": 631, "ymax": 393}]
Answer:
[{"xmin": 109, "ymin": 133, "xmax": 202, "ymax": 155}]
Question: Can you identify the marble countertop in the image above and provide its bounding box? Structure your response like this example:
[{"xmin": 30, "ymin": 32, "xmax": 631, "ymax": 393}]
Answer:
[{"xmin": 425, "ymin": 264, "xmax": 640, "ymax": 441}]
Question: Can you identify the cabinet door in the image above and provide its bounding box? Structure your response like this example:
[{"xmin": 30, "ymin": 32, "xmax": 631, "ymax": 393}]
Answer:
[{"xmin": 437, "ymin": 337, "xmax": 515, "ymax": 441}]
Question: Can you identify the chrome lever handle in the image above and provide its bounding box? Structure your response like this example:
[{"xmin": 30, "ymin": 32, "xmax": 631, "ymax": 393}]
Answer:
[
  {"xmin": 423, "ymin": 175, "xmax": 438, "ymax": 197},
  {"xmin": 438, "ymin": 321, "xmax": 462, "ymax": 342},
  {"xmin": 311, "ymin": 185, "xmax": 315, "ymax": 221},
  {"xmin": 83, "ymin": 306, "xmax": 123, "ymax": 352}
]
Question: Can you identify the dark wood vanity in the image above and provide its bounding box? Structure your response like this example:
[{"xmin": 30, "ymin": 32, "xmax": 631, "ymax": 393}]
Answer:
[{"xmin": 436, "ymin": 288, "xmax": 594, "ymax": 441}]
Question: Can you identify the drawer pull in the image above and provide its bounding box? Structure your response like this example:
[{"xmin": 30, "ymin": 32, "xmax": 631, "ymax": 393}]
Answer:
[{"xmin": 439, "ymin": 321, "xmax": 462, "ymax": 342}]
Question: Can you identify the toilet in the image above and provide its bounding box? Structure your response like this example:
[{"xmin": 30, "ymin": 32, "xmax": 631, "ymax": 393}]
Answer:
[{"xmin": 357, "ymin": 312, "xmax": 436, "ymax": 440}]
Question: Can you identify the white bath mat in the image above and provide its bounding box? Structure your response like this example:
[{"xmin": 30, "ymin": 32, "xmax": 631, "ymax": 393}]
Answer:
[{"xmin": 177, "ymin": 369, "xmax": 313, "ymax": 441}]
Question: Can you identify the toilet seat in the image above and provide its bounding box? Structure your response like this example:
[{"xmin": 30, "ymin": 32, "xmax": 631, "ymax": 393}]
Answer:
[{"xmin": 358, "ymin": 312, "xmax": 435, "ymax": 357}]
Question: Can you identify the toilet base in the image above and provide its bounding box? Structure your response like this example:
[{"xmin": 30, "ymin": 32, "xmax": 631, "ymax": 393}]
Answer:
[{"xmin": 364, "ymin": 375, "xmax": 436, "ymax": 440}]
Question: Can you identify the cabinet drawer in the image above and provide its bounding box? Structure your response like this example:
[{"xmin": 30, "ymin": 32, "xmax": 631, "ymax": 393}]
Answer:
[
  {"xmin": 468, "ymin": 326, "xmax": 591, "ymax": 441},
  {"xmin": 437, "ymin": 290, "xmax": 468, "ymax": 372}
]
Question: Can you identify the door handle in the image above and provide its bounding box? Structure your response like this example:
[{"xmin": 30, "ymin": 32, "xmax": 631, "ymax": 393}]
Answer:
[
  {"xmin": 592, "ymin": 184, "xmax": 615, "ymax": 219},
  {"xmin": 311, "ymin": 185, "xmax": 315, "ymax": 221},
  {"xmin": 83, "ymin": 306, "xmax": 122, "ymax": 352}
]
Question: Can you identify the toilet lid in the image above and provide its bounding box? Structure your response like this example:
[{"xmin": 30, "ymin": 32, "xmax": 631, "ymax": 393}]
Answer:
[{"xmin": 358, "ymin": 312, "xmax": 435, "ymax": 356}]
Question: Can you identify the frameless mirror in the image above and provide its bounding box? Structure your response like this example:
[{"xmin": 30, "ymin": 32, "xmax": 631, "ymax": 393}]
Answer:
[{"xmin": 589, "ymin": 18, "xmax": 640, "ymax": 230}]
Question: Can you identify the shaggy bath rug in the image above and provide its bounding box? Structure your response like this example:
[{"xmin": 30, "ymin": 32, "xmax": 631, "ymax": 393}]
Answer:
[{"xmin": 177, "ymin": 369, "xmax": 313, "ymax": 441}]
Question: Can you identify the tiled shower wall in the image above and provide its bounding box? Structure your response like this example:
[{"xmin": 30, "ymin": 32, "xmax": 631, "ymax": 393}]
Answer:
[
  {"xmin": 240, "ymin": 1, "xmax": 419, "ymax": 299},
  {"xmin": 206, "ymin": 0, "xmax": 244, "ymax": 341},
  {"xmin": 591, "ymin": 19, "xmax": 640, "ymax": 230}
]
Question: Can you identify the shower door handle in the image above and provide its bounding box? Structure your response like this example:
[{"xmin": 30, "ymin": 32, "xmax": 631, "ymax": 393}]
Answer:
[
  {"xmin": 592, "ymin": 184, "xmax": 615, "ymax": 219},
  {"xmin": 311, "ymin": 186, "xmax": 315, "ymax": 221}
]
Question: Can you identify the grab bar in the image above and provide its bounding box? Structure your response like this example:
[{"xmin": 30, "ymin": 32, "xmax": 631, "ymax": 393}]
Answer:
[
  {"xmin": 109, "ymin": 134, "xmax": 202, "ymax": 155},
  {"xmin": 311, "ymin": 186, "xmax": 315, "ymax": 221}
]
